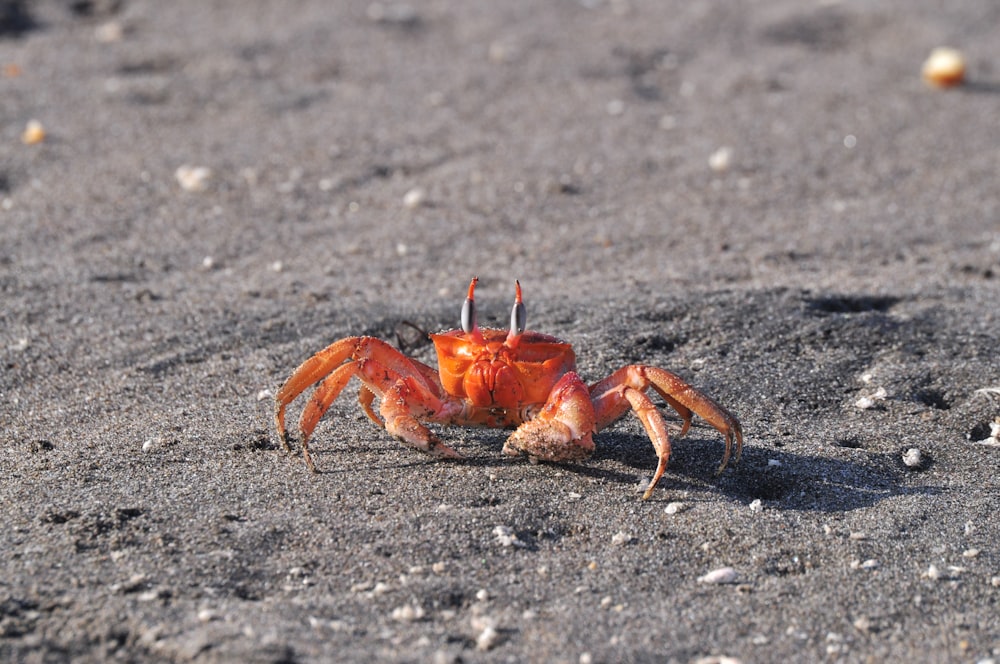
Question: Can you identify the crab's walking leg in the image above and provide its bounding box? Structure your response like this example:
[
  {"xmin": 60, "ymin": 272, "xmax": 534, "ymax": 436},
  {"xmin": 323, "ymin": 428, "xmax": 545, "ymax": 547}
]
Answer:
[
  {"xmin": 590, "ymin": 365, "xmax": 744, "ymax": 499},
  {"xmin": 373, "ymin": 372, "xmax": 464, "ymax": 460},
  {"xmin": 502, "ymin": 371, "xmax": 596, "ymax": 462},
  {"xmin": 274, "ymin": 336, "xmax": 453, "ymax": 470}
]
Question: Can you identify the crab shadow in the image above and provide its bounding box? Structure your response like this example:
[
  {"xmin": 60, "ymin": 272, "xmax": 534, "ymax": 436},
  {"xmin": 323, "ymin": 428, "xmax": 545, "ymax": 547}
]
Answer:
[
  {"xmin": 289, "ymin": 423, "xmax": 938, "ymax": 513},
  {"xmin": 581, "ymin": 428, "xmax": 941, "ymax": 512}
]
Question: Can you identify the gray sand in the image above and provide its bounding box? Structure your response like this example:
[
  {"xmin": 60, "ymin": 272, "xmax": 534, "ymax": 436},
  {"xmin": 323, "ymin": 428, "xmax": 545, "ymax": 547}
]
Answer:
[{"xmin": 2, "ymin": 1, "xmax": 998, "ymax": 662}]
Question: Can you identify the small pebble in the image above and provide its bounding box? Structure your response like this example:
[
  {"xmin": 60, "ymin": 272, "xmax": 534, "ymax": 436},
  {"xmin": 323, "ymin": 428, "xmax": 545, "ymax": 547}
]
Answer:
[
  {"xmin": 21, "ymin": 119, "xmax": 45, "ymax": 145},
  {"xmin": 475, "ymin": 625, "xmax": 500, "ymax": 651},
  {"xmin": 197, "ymin": 609, "xmax": 218, "ymax": 623},
  {"xmin": 493, "ymin": 525, "xmax": 524, "ymax": 547},
  {"xmin": 94, "ymin": 20, "xmax": 124, "ymax": 43},
  {"xmin": 922, "ymin": 47, "xmax": 966, "ymax": 88},
  {"xmin": 402, "ymin": 187, "xmax": 426, "ymax": 209},
  {"xmin": 855, "ymin": 387, "xmax": 887, "ymax": 410},
  {"xmin": 902, "ymin": 448, "xmax": 923, "ymax": 468},
  {"xmin": 697, "ymin": 567, "xmax": 739, "ymax": 585},
  {"xmin": 962, "ymin": 548, "xmax": 980, "ymax": 558},
  {"xmin": 990, "ymin": 576, "xmax": 1000, "ymax": 588},
  {"xmin": 175, "ymin": 165, "xmax": 212, "ymax": 192},
  {"xmin": 391, "ymin": 604, "xmax": 425, "ymax": 622},
  {"xmin": 708, "ymin": 146, "xmax": 733, "ymax": 173},
  {"xmin": 748, "ymin": 499, "xmax": 763, "ymax": 513},
  {"xmin": 611, "ymin": 531, "xmax": 631, "ymax": 546},
  {"xmin": 664, "ymin": 501, "xmax": 687, "ymax": 515}
]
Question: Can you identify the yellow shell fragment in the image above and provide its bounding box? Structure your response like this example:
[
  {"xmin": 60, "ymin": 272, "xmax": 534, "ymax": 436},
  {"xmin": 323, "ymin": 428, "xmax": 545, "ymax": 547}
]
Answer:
[
  {"xmin": 922, "ymin": 47, "xmax": 966, "ymax": 88},
  {"xmin": 21, "ymin": 119, "xmax": 45, "ymax": 145}
]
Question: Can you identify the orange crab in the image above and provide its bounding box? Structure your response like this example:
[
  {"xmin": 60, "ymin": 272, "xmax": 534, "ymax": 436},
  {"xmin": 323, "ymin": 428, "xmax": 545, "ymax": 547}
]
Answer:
[{"xmin": 274, "ymin": 278, "xmax": 743, "ymax": 499}]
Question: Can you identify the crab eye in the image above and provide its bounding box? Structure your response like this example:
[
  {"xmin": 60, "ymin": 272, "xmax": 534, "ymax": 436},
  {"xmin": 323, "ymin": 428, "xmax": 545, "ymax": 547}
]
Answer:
[
  {"xmin": 461, "ymin": 277, "xmax": 478, "ymax": 334},
  {"xmin": 509, "ymin": 280, "xmax": 525, "ymax": 336},
  {"xmin": 461, "ymin": 298, "xmax": 476, "ymax": 334}
]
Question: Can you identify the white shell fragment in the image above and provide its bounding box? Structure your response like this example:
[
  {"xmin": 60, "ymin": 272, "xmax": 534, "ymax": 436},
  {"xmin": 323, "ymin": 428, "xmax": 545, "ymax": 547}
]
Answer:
[
  {"xmin": 698, "ymin": 567, "xmax": 739, "ymax": 585},
  {"xmin": 402, "ymin": 187, "xmax": 426, "ymax": 209},
  {"xmin": 922, "ymin": 47, "xmax": 966, "ymax": 88},
  {"xmin": 175, "ymin": 165, "xmax": 212, "ymax": 192},
  {"xmin": 493, "ymin": 525, "xmax": 525, "ymax": 548},
  {"xmin": 855, "ymin": 387, "xmax": 887, "ymax": 410},
  {"xmin": 708, "ymin": 146, "xmax": 733, "ymax": 173},
  {"xmin": 476, "ymin": 625, "xmax": 500, "ymax": 651},
  {"xmin": 390, "ymin": 604, "xmax": 425, "ymax": 622},
  {"xmin": 664, "ymin": 501, "xmax": 687, "ymax": 515},
  {"xmin": 901, "ymin": 448, "xmax": 923, "ymax": 468},
  {"xmin": 611, "ymin": 531, "xmax": 632, "ymax": 546}
]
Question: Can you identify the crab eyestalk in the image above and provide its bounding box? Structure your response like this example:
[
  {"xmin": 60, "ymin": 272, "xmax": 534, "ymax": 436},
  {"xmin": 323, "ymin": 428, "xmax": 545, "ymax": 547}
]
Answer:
[
  {"xmin": 461, "ymin": 277, "xmax": 485, "ymax": 343},
  {"xmin": 505, "ymin": 280, "xmax": 526, "ymax": 347}
]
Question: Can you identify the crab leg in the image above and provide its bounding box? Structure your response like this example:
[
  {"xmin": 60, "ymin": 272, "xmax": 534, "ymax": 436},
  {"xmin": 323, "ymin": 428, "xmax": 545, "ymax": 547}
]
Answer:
[
  {"xmin": 589, "ymin": 365, "xmax": 744, "ymax": 499},
  {"xmin": 274, "ymin": 336, "xmax": 448, "ymax": 469}
]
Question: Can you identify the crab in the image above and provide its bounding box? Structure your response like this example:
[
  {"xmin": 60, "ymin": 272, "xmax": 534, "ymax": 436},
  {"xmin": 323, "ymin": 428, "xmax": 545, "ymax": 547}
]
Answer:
[{"xmin": 274, "ymin": 278, "xmax": 743, "ymax": 499}]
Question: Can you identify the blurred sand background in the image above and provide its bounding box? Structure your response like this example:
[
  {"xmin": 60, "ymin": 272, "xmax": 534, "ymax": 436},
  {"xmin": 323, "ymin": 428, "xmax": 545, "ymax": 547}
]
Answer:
[{"xmin": 2, "ymin": 1, "xmax": 999, "ymax": 662}]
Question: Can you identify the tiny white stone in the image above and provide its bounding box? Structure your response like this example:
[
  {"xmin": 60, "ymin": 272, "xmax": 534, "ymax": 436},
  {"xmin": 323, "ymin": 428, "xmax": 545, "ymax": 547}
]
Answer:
[
  {"xmin": 391, "ymin": 604, "xmax": 424, "ymax": 622},
  {"xmin": 475, "ymin": 589, "xmax": 489, "ymax": 602},
  {"xmin": 175, "ymin": 165, "xmax": 212, "ymax": 192},
  {"xmin": 611, "ymin": 531, "xmax": 631, "ymax": 546},
  {"xmin": 256, "ymin": 389, "xmax": 273, "ymax": 402},
  {"xmin": 708, "ymin": 146, "xmax": 733, "ymax": 172},
  {"xmin": 902, "ymin": 448, "xmax": 923, "ymax": 468},
  {"xmin": 475, "ymin": 625, "xmax": 500, "ymax": 651},
  {"xmin": 269, "ymin": 260, "xmax": 284, "ymax": 272},
  {"xmin": 924, "ymin": 564, "xmax": 941, "ymax": 580},
  {"xmin": 402, "ymin": 187, "xmax": 426, "ymax": 209},
  {"xmin": 141, "ymin": 438, "xmax": 155, "ymax": 452},
  {"xmin": 493, "ymin": 525, "xmax": 522, "ymax": 547},
  {"xmin": 395, "ymin": 242, "xmax": 408, "ymax": 256},
  {"xmin": 698, "ymin": 567, "xmax": 739, "ymax": 584},
  {"xmin": 962, "ymin": 548, "xmax": 980, "ymax": 558},
  {"xmin": 664, "ymin": 501, "xmax": 686, "ymax": 515},
  {"xmin": 94, "ymin": 20, "xmax": 124, "ymax": 43},
  {"xmin": 748, "ymin": 499, "xmax": 763, "ymax": 513},
  {"xmin": 197, "ymin": 609, "xmax": 218, "ymax": 623},
  {"xmin": 855, "ymin": 396, "xmax": 875, "ymax": 409}
]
